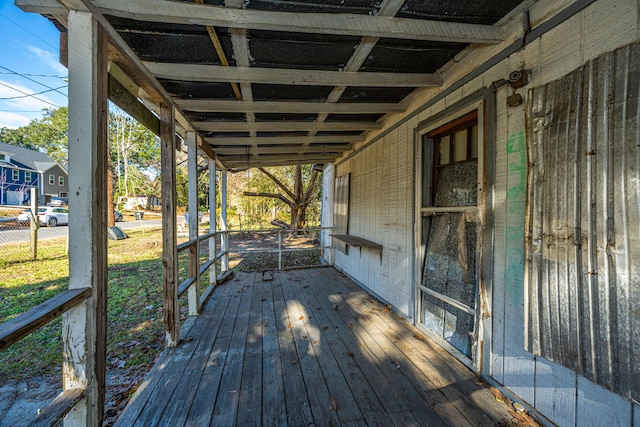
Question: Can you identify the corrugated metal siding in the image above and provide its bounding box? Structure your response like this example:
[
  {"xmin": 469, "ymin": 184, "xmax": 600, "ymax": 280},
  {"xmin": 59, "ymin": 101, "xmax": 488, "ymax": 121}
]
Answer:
[{"xmin": 526, "ymin": 42, "xmax": 640, "ymax": 400}]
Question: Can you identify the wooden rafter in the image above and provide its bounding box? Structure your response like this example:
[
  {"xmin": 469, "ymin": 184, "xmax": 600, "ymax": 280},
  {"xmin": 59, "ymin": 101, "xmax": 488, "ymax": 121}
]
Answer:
[
  {"xmin": 193, "ymin": 0, "xmax": 242, "ymax": 100},
  {"xmin": 193, "ymin": 121, "xmax": 381, "ymax": 132},
  {"xmin": 209, "ymin": 144, "xmax": 351, "ymax": 156},
  {"xmin": 144, "ymin": 62, "xmax": 441, "ymax": 88},
  {"xmin": 205, "ymin": 135, "xmax": 362, "ymax": 145},
  {"xmin": 90, "ymin": 0, "xmax": 505, "ymax": 44},
  {"xmin": 179, "ymin": 99, "xmax": 404, "ymax": 114}
]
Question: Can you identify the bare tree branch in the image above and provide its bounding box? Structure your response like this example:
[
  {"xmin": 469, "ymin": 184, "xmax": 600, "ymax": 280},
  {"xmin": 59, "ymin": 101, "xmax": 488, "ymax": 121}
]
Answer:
[
  {"xmin": 301, "ymin": 168, "xmax": 319, "ymax": 206},
  {"xmin": 243, "ymin": 191, "xmax": 293, "ymax": 208},
  {"xmin": 257, "ymin": 167, "xmax": 296, "ymax": 201}
]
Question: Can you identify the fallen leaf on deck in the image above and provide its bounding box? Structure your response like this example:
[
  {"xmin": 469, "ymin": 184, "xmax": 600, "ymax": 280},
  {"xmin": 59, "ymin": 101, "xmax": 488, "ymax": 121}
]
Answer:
[
  {"xmin": 299, "ymin": 316, "xmax": 305, "ymax": 320},
  {"xmin": 291, "ymin": 360, "xmax": 298, "ymax": 365},
  {"xmin": 330, "ymin": 395, "xmax": 337, "ymax": 410},
  {"xmin": 229, "ymin": 390, "xmax": 238, "ymax": 394}
]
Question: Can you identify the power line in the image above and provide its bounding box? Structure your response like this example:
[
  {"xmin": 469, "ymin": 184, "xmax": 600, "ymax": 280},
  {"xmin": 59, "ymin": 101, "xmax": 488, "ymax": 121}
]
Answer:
[
  {"xmin": 0, "ymin": 65, "xmax": 67, "ymax": 97},
  {"xmin": 0, "ymin": 13, "xmax": 58, "ymax": 51},
  {"xmin": 0, "ymin": 109, "xmax": 47, "ymax": 112},
  {"xmin": 0, "ymin": 85, "xmax": 67, "ymax": 100},
  {"xmin": 0, "ymin": 72, "xmax": 66, "ymax": 79},
  {"xmin": 0, "ymin": 81, "xmax": 60, "ymax": 108}
]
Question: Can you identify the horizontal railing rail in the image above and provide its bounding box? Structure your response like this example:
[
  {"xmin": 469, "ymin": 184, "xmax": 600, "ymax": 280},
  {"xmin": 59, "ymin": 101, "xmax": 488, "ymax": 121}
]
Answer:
[
  {"xmin": 0, "ymin": 287, "xmax": 91, "ymax": 351},
  {"xmin": 0, "ymin": 286, "xmax": 92, "ymax": 426}
]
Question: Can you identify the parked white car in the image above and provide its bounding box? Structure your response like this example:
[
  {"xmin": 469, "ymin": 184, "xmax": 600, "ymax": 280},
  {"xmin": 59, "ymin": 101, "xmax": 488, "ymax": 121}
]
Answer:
[
  {"xmin": 17, "ymin": 207, "xmax": 47, "ymax": 225},
  {"xmin": 37, "ymin": 206, "xmax": 69, "ymax": 227}
]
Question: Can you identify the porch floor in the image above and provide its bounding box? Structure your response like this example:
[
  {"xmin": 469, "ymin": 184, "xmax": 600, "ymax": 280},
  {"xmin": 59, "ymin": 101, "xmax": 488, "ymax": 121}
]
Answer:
[{"xmin": 115, "ymin": 267, "xmax": 512, "ymax": 426}]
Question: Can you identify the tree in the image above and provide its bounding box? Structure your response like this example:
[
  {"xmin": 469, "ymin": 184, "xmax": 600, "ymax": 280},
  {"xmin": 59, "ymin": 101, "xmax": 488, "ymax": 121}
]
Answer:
[
  {"xmin": 0, "ymin": 108, "xmax": 68, "ymax": 162},
  {"xmin": 243, "ymin": 165, "xmax": 321, "ymax": 229},
  {"xmin": 108, "ymin": 105, "xmax": 160, "ymax": 202}
]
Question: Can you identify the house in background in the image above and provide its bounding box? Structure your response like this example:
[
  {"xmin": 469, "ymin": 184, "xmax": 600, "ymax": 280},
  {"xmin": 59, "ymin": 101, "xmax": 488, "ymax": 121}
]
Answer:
[
  {"xmin": 8, "ymin": 0, "xmax": 640, "ymax": 425},
  {"xmin": 0, "ymin": 141, "xmax": 68, "ymax": 206}
]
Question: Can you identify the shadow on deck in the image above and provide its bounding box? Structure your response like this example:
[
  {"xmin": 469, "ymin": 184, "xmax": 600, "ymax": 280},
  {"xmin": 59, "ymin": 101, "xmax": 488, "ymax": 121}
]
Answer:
[{"xmin": 115, "ymin": 267, "xmax": 512, "ymax": 426}]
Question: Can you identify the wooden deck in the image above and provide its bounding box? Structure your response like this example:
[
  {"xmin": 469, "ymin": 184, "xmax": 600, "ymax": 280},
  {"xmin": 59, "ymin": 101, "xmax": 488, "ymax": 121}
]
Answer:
[{"xmin": 115, "ymin": 267, "xmax": 512, "ymax": 427}]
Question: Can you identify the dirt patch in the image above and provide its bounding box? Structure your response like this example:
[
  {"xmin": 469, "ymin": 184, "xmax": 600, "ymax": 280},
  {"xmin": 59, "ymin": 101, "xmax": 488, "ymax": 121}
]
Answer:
[{"xmin": 0, "ymin": 364, "xmax": 152, "ymax": 427}]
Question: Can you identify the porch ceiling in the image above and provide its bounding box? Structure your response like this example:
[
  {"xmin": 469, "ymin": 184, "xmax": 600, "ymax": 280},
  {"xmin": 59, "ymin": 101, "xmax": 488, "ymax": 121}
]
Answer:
[{"xmin": 20, "ymin": 0, "xmax": 525, "ymax": 170}]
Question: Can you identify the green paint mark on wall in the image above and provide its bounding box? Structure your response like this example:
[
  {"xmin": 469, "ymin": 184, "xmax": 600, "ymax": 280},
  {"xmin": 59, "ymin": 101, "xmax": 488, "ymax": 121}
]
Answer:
[{"xmin": 505, "ymin": 130, "xmax": 526, "ymax": 303}]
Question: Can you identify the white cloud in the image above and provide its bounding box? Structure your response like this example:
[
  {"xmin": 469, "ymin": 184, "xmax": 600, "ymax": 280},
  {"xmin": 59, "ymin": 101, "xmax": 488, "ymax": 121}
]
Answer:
[
  {"xmin": 0, "ymin": 80, "xmax": 59, "ymax": 128},
  {"xmin": 0, "ymin": 111, "xmax": 31, "ymax": 129},
  {"xmin": 26, "ymin": 45, "xmax": 68, "ymax": 76},
  {"xmin": 0, "ymin": 79, "xmax": 59, "ymax": 109}
]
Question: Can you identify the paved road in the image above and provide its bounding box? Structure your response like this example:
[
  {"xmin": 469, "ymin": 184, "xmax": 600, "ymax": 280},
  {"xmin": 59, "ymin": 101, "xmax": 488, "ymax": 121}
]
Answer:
[{"xmin": 0, "ymin": 218, "xmax": 163, "ymax": 245}]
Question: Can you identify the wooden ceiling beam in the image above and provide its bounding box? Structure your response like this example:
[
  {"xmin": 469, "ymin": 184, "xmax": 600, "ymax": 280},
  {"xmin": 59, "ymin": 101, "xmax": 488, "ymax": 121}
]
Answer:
[
  {"xmin": 90, "ymin": 0, "xmax": 505, "ymax": 44},
  {"xmin": 145, "ymin": 62, "xmax": 441, "ymax": 88},
  {"xmin": 205, "ymin": 135, "xmax": 362, "ymax": 145},
  {"xmin": 179, "ymin": 99, "xmax": 404, "ymax": 114},
  {"xmin": 194, "ymin": 121, "xmax": 381, "ymax": 132},
  {"xmin": 218, "ymin": 152, "xmax": 337, "ymax": 163},
  {"xmin": 210, "ymin": 144, "xmax": 350, "ymax": 156}
]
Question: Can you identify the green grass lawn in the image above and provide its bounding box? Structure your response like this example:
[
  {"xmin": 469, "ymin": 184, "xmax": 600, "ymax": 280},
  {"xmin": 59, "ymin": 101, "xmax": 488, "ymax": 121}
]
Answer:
[{"xmin": 0, "ymin": 228, "xmax": 166, "ymax": 381}]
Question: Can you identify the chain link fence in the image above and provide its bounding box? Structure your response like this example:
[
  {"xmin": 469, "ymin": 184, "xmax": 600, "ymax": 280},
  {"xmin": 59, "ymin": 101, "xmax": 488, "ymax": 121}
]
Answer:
[{"xmin": 0, "ymin": 206, "xmax": 37, "ymax": 264}]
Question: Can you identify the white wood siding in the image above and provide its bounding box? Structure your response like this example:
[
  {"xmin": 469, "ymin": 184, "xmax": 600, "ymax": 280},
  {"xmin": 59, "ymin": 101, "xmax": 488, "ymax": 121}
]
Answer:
[{"xmin": 330, "ymin": 0, "xmax": 640, "ymax": 425}]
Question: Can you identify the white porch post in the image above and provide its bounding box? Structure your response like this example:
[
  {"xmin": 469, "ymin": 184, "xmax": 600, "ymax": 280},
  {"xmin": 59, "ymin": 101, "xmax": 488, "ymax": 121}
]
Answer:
[
  {"xmin": 161, "ymin": 104, "xmax": 179, "ymax": 346},
  {"xmin": 186, "ymin": 131, "xmax": 200, "ymax": 315},
  {"xmin": 208, "ymin": 157, "xmax": 217, "ymax": 284},
  {"xmin": 64, "ymin": 9, "xmax": 108, "ymax": 426},
  {"xmin": 220, "ymin": 170, "xmax": 229, "ymax": 272}
]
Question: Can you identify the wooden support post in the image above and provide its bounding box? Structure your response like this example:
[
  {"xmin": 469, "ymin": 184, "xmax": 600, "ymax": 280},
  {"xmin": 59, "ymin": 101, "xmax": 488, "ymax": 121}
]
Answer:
[
  {"xmin": 64, "ymin": 10, "xmax": 108, "ymax": 426},
  {"xmin": 30, "ymin": 187, "xmax": 37, "ymax": 260},
  {"xmin": 278, "ymin": 230, "xmax": 283, "ymax": 270},
  {"xmin": 161, "ymin": 104, "xmax": 179, "ymax": 347},
  {"xmin": 208, "ymin": 157, "xmax": 217, "ymax": 284},
  {"xmin": 186, "ymin": 131, "xmax": 200, "ymax": 315},
  {"xmin": 220, "ymin": 170, "xmax": 229, "ymax": 272}
]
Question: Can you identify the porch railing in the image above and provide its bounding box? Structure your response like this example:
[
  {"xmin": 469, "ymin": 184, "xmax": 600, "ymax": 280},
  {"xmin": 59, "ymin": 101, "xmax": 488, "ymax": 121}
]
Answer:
[
  {"xmin": 0, "ymin": 287, "xmax": 93, "ymax": 426},
  {"xmin": 220, "ymin": 227, "xmax": 331, "ymax": 270},
  {"xmin": 0, "ymin": 226, "xmax": 332, "ymax": 426}
]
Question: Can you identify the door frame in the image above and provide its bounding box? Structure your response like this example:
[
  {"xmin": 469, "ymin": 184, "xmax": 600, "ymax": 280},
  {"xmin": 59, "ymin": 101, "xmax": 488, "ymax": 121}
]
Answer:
[{"xmin": 413, "ymin": 90, "xmax": 494, "ymax": 372}]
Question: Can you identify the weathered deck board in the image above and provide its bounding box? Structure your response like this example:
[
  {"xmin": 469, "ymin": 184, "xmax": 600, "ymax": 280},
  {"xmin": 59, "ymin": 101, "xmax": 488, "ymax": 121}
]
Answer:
[{"xmin": 116, "ymin": 268, "xmax": 514, "ymax": 426}]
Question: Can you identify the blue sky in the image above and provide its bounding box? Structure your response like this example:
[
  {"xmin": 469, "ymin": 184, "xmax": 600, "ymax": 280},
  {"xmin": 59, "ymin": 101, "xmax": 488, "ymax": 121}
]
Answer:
[{"xmin": 0, "ymin": 1, "xmax": 68, "ymax": 129}]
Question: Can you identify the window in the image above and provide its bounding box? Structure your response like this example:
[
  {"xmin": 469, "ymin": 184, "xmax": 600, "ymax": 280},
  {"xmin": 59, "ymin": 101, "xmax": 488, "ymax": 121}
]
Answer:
[
  {"xmin": 332, "ymin": 173, "xmax": 350, "ymax": 254},
  {"xmin": 25, "ymin": 172, "xmax": 32, "ymax": 182},
  {"xmin": 12, "ymin": 170, "xmax": 19, "ymax": 181},
  {"xmin": 429, "ymin": 111, "xmax": 478, "ymax": 204},
  {"xmin": 58, "ymin": 176, "xmax": 64, "ymax": 186},
  {"xmin": 0, "ymin": 154, "xmax": 6, "ymax": 162},
  {"xmin": 49, "ymin": 175, "xmax": 55, "ymax": 185}
]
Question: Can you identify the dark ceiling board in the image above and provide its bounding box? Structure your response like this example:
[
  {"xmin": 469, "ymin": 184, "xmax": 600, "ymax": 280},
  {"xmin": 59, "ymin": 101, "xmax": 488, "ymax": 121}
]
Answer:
[
  {"xmin": 117, "ymin": 31, "xmax": 235, "ymax": 65},
  {"xmin": 397, "ymin": 0, "xmax": 525, "ymax": 25},
  {"xmin": 245, "ymin": 0, "xmax": 382, "ymax": 15},
  {"xmin": 204, "ymin": 132, "xmax": 251, "ymax": 138},
  {"xmin": 338, "ymin": 86, "xmax": 415, "ymax": 103},
  {"xmin": 247, "ymin": 30, "xmax": 359, "ymax": 71},
  {"xmin": 160, "ymin": 79, "xmax": 237, "ymax": 99},
  {"xmin": 255, "ymin": 113, "xmax": 323, "ymax": 121},
  {"xmin": 326, "ymin": 113, "xmax": 384, "ymax": 122},
  {"xmin": 107, "ymin": 15, "xmax": 213, "ymax": 34},
  {"xmin": 315, "ymin": 130, "xmax": 363, "ymax": 136},
  {"xmin": 184, "ymin": 111, "xmax": 247, "ymax": 121},
  {"xmin": 252, "ymin": 84, "xmax": 333, "ymax": 102},
  {"xmin": 256, "ymin": 131, "xmax": 310, "ymax": 137},
  {"xmin": 361, "ymin": 40, "xmax": 465, "ymax": 73}
]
